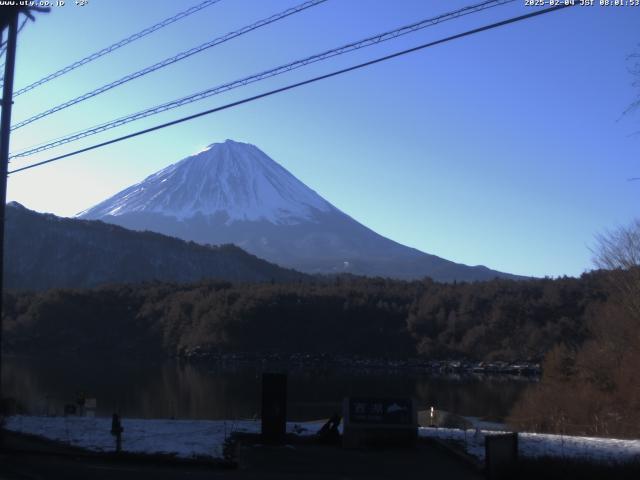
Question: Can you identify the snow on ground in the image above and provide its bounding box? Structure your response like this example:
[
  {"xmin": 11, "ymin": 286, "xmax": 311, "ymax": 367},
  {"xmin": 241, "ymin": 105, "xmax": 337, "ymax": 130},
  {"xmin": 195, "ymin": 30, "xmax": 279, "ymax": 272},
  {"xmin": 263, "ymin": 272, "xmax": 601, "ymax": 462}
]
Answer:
[
  {"xmin": 418, "ymin": 427, "xmax": 640, "ymax": 464},
  {"xmin": 5, "ymin": 415, "xmax": 639, "ymax": 464},
  {"xmin": 463, "ymin": 416, "xmax": 506, "ymax": 431},
  {"xmin": 4, "ymin": 415, "xmax": 323, "ymax": 459}
]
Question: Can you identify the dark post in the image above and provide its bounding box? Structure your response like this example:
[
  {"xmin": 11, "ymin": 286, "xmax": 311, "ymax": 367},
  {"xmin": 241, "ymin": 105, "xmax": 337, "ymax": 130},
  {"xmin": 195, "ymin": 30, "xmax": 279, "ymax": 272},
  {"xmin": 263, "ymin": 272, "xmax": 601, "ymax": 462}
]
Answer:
[
  {"xmin": 261, "ymin": 373, "xmax": 287, "ymax": 443},
  {"xmin": 0, "ymin": 10, "xmax": 20, "ymax": 433},
  {"xmin": 110, "ymin": 414, "xmax": 124, "ymax": 453},
  {"xmin": 485, "ymin": 432, "xmax": 519, "ymax": 480}
]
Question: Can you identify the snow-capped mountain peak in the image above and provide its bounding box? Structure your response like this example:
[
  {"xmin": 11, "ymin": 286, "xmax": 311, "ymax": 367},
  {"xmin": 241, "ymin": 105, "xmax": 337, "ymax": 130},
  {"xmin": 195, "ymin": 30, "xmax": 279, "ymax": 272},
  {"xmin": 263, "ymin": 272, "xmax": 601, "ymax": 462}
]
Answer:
[
  {"xmin": 78, "ymin": 139, "xmax": 333, "ymax": 224},
  {"xmin": 78, "ymin": 138, "xmax": 519, "ymax": 281}
]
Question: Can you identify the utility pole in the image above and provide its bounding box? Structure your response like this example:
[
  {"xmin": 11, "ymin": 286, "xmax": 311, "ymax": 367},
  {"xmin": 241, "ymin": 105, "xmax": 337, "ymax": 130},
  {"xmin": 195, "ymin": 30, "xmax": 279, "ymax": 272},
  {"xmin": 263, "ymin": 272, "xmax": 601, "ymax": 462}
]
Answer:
[
  {"xmin": 0, "ymin": 9, "xmax": 19, "ymax": 439},
  {"xmin": 0, "ymin": 7, "xmax": 48, "ymax": 445}
]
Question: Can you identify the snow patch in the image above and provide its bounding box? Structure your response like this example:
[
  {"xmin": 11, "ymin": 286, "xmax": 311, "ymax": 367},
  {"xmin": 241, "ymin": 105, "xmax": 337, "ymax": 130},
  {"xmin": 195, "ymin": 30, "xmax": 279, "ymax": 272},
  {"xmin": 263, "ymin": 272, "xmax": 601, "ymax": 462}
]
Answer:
[
  {"xmin": 419, "ymin": 427, "xmax": 640, "ymax": 464},
  {"xmin": 4, "ymin": 415, "xmax": 324, "ymax": 459}
]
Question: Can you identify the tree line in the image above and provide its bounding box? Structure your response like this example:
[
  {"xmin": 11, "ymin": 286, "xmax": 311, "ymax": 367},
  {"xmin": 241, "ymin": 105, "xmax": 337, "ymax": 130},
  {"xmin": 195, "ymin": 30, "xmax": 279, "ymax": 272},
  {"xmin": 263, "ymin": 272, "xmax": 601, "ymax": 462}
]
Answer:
[{"xmin": 2, "ymin": 271, "xmax": 614, "ymax": 363}]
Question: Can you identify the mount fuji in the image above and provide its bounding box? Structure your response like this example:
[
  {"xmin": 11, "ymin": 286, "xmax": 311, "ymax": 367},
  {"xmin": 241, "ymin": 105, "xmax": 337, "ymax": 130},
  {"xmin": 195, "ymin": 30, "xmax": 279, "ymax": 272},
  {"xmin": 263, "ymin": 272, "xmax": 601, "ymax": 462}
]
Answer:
[{"xmin": 78, "ymin": 139, "xmax": 516, "ymax": 281}]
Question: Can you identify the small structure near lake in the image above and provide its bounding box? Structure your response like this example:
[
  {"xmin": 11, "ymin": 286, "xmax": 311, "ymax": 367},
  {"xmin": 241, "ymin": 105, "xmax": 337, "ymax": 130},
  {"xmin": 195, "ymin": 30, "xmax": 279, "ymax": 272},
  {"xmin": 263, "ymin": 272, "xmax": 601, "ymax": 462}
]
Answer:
[{"xmin": 342, "ymin": 397, "xmax": 417, "ymax": 448}]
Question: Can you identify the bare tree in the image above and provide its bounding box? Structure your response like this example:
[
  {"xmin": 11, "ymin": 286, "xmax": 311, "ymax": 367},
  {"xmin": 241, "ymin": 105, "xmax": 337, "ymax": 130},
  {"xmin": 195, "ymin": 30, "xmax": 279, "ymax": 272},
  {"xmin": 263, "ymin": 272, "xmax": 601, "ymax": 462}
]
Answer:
[
  {"xmin": 593, "ymin": 219, "xmax": 640, "ymax": 269},
  {"xmin": 625, "ymin": 47, "xmax": 640, "ymax": 119},
  {"xmin": 626, "ymin": 46, "xmax": 640, "ymax": 184},
  {"xmin": 592, "ymin": 218, "xmax": 640, "ymax": 319}
]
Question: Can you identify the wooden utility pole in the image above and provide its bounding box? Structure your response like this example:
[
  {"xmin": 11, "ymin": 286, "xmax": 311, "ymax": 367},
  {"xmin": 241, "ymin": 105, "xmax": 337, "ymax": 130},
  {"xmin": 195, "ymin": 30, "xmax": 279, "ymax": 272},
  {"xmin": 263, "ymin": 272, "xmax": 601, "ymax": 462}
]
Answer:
[
  {"xmin": 0, "ymin": 8, "xmax": 20, "ymax": 435},
  {"xmin": 0, "ymin": 7, "xmax": 48, "ymax": 445}
]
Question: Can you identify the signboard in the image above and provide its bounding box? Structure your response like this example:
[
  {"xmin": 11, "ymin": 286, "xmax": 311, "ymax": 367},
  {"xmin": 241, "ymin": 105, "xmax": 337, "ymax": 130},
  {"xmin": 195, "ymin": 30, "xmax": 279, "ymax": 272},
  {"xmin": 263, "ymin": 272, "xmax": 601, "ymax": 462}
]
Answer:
[
  {"xmin": 343, "ymin": 397, "xmax": 417, "ymax": 448},
  {"xmin": 347, "ymin": 397, "xmax": 413, "ymax": 425},
  {"xmin": 84, "ymin": 397, "xmax": 97, "ymax": 417}
]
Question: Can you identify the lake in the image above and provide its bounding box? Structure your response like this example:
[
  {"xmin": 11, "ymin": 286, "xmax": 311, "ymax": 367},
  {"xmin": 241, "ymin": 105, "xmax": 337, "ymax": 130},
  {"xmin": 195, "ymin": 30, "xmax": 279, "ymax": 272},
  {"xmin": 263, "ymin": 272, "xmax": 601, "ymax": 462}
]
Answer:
[{"xmin": 2, "ymin": 356, "xmax": 534, "ymax": 422}]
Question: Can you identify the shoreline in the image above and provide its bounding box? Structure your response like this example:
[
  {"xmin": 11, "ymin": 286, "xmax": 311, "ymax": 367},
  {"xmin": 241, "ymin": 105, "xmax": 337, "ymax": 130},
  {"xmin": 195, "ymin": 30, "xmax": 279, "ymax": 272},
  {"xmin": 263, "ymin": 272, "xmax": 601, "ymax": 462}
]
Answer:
[
  {"xmin": 1, "ymin": 352, "xmax": 542, "ymax": 378},
  {"xmin": 180, "ymin": 351, "xmax": 542, "ymax": 378}
]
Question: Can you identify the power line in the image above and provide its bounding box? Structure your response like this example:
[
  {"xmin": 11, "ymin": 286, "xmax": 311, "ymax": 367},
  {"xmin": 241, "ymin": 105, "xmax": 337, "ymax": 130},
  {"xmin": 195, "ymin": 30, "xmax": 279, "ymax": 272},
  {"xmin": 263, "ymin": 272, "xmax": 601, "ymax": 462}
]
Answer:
[
  {"xmin": 9, "ymin": 3, "xmax": 574, "ymax": 175},
  {"xmin": 11, "ymin": 0, "xmax": 328, "ymax": 131},
  {"xmin": 10, "ymin": 0, "xmax": 515, "ymax": 157},
  {"xmin": 12, "ymin": 0, "xmax": 224, "ymax": 98}
]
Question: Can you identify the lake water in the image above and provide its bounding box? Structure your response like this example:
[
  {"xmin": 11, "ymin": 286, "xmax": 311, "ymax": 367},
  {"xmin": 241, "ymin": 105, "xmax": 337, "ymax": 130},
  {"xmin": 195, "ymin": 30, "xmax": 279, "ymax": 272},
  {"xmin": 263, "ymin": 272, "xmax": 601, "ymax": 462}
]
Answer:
[{"xmin": 2, "ymin": 356, "xmax": 534, "ymax": 422}]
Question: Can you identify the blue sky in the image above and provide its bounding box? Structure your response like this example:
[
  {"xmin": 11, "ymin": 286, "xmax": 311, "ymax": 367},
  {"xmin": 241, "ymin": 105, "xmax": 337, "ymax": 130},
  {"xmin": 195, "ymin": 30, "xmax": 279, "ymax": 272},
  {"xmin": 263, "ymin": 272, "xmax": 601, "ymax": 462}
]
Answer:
[{"xmin": 5, "ymin": 0, "xmax": 640, "ymax": 278}]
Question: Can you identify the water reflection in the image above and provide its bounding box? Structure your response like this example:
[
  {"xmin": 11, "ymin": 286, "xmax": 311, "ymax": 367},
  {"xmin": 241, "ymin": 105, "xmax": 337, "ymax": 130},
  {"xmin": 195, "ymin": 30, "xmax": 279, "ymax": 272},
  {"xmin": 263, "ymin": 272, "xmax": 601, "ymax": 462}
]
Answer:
[{"xmin": 2, "ymin": 356, "xmax": 533, "ymax": 421}]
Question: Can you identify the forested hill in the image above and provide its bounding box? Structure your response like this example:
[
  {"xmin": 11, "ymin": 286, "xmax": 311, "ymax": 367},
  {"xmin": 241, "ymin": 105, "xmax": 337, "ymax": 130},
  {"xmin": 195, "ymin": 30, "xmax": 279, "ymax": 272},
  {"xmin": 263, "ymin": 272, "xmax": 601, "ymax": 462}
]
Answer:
[
  {"xmin": 4, "ymin": 202, "xmax": 307, "ymax": 290},
  {"xmin": 3, "ymin": 271, "xmax": 612, "ymax": 362}
]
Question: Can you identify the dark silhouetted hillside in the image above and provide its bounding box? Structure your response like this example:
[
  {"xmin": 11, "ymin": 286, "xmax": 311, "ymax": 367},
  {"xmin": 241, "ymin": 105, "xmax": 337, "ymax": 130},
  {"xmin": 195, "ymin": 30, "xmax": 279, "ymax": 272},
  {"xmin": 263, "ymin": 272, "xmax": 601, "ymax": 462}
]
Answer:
[{"xmin": 4, "ymin": 202, "xmax": 307, "ymax": 290}]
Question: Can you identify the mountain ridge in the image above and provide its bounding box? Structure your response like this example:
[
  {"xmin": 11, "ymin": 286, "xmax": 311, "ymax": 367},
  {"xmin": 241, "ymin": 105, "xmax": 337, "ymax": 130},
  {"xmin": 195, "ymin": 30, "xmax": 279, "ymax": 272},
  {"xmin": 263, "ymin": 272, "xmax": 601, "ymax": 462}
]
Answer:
[{"xmin": 5, "ymin": 202, "xmax": 308, "ymax": 290}]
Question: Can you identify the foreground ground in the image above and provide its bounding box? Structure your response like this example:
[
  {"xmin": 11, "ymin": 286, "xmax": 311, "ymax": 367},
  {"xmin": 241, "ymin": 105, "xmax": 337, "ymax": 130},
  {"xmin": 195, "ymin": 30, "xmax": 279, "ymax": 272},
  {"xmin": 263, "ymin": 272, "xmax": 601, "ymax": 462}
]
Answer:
[
  {"xmin": 0, "ymin": 430, "xmax": 481, "ymax": 480},
  {"xmin": 3, "ymin": 426, "xmax": 640, "ymax": 480},
  {"xmin": 5, "ymin": 415, "xmax": 640, "ymax": 464}
]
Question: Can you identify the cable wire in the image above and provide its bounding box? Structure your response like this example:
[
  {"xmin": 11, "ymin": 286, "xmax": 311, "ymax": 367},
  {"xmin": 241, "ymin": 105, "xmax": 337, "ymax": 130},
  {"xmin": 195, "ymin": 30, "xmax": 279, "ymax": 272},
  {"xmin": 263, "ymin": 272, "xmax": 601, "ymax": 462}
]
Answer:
[
  {"xmin": 12, "ymin": 0, "xmax": 224, "ymax": 98},
  {"xmin": 11, "ymin": 0, "xmax": 327, "ymax": 131},
  {"xmin": 8, "ymin": 3, "xmax": 574, "ymax": 175},
  {"xmin": 10, "ymin": 0, "xmax": 515, "ymax": 155}
]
